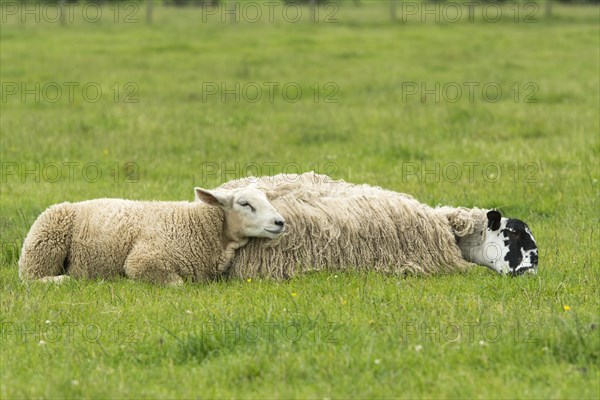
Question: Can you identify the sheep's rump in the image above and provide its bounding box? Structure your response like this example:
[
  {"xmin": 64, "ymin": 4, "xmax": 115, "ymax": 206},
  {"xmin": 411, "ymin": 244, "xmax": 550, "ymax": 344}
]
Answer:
[{"xmin": 220, "ymin": 172, "xmax": 471, "ymax": 279}]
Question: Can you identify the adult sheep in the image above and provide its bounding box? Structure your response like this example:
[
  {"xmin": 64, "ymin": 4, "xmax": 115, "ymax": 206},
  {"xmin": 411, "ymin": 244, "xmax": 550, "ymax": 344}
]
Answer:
[
  {"xmin": 220, "ymin": 172, "xmax": 539, "ymax": 279},
  {"xmin": 18, "ymin": 185, "xmax": 286, "ymax": 285}
]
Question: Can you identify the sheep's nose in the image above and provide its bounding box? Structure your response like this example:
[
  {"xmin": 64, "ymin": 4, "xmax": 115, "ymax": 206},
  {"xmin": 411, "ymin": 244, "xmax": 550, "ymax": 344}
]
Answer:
[{"xmin": 274, "ymin": 219, "xmax": 285, "ymax": 227}]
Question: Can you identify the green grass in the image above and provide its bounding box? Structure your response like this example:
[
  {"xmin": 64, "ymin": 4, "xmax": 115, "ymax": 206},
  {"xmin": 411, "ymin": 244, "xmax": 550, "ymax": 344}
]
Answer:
[{"xmin": 1, "ymin": 1, "xmax": 599, "ymax": 398}]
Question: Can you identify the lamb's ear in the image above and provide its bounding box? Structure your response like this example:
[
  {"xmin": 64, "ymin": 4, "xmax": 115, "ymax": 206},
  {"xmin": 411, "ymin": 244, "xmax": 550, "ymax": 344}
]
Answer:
[
  {"xmin": 195, "ymin": 188, "xmax": 232, "ymax": 209},
  {"xmin": 487, "ymin": 210, "xmax": 502, "ymax": 231}
]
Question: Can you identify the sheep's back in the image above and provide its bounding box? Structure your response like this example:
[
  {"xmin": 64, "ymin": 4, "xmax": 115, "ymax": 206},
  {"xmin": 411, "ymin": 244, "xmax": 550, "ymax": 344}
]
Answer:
[{"xmin": 223, "ymin": 173, "xmax": 470, "ymax": 279}]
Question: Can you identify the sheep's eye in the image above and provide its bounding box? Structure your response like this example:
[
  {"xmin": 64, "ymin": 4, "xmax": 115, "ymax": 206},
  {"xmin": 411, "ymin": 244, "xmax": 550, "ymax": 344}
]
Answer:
[{"xmin": 239, "ymin": 201, "xmax": 255, "ymax": 211}]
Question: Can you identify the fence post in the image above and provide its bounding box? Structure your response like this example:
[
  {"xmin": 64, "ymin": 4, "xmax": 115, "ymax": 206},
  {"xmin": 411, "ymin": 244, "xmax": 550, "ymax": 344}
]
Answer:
[
  {"xmin": 309, "ymin": 0, "xmax": 317, "ymax": 23},
  {"xmin": 59, "ymin": 0, "xmax": 65, "ymax": 25},
  {"xmin": 230, "ymin": 0, "xmax": 237, "ymax": 24},
  {"xmin": 545, "ymin": 0, "xmax": 553, "ymax": 18},
  {"xmin": 146, "ymin": 0, "xmax": 153, "ymax": 25}
]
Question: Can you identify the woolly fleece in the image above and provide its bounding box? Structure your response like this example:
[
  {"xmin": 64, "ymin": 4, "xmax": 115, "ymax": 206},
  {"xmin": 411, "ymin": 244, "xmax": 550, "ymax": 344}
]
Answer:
[
  {"xmin": 220, "ymin": 172, "xmax": 486, "ymax": 279},
  {"xmin": 18, "ymin": 199, "xmax": 227, "ymax": 284}
]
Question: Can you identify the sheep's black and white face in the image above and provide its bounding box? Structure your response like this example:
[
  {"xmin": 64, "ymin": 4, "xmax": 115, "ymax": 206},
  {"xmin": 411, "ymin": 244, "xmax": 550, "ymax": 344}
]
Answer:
[{"xmin": 479, "ymin": 211, "xmax": 538, "ymax": 276}]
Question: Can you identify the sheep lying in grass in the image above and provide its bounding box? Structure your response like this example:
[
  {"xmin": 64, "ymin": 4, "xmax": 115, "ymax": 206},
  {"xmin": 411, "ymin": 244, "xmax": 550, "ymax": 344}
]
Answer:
[
  {"xmin": 18, "ymin": 185, "xmax": 286, "ymax": 285},
  {"xmin": 220, "ymin": 172, "xmax": 538, "ymax": 279}
]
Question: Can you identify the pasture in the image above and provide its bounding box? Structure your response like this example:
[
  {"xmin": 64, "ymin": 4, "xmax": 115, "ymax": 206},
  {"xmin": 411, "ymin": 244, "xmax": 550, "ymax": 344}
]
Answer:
[{"xmin": 1, "ymin": 1, "xmax": 599, "ymax": 398}]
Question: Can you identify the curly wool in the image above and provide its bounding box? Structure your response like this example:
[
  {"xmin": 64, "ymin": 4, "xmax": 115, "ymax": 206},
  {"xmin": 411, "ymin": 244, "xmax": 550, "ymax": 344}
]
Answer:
[
  {"xmin": 220, "ymin": 172, "xmax": 485, "ymax": 279},
  {"xmin": 18, "ymin": 199, "xmax": 227, "ymax": 284}
]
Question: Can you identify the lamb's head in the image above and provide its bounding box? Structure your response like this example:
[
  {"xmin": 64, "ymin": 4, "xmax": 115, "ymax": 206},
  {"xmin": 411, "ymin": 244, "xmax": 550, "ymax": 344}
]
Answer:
[
  {"xmin": 455, "ymin": 210, "xmax": 538, "ymax": 276},
  {"xmin": 195, "ymin": 186, "xmax": 285, "ymax": 241}
]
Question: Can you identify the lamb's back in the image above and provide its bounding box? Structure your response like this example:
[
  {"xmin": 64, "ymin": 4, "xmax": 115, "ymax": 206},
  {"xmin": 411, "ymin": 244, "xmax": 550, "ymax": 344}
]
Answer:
[{"xmin": 66, "ymin": 199, "xmax": 224, "ymax": 280}]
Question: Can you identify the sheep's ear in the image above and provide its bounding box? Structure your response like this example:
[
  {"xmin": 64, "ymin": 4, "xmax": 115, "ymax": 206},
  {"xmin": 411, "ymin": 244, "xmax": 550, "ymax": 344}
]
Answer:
[
  {"xmin": 195, "ymin": 188, "xmax": 232, "ymax": 209},
  {"xmin": 487, "ymin": 210, "xmax": 502, "ymax": 231}
]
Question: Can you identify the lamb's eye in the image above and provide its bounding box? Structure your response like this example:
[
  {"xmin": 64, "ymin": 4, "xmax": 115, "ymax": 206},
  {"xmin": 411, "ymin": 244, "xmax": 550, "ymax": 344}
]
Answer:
[{"xmin": 507, "ymin": 230, "xmax": 520, "ymax": 241}]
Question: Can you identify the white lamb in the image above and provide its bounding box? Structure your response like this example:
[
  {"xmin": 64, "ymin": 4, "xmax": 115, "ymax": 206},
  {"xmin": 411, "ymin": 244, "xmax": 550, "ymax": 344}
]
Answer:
[{"xmin": 18, "ymin": 185, "xmax": 285, "ymax": 285}]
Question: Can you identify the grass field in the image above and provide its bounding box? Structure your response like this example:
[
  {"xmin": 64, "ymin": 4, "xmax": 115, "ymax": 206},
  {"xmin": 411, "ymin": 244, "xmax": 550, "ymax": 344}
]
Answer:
[{"xmin": 1, "ymin": 1, "xmax": 599, "ymax": 398}]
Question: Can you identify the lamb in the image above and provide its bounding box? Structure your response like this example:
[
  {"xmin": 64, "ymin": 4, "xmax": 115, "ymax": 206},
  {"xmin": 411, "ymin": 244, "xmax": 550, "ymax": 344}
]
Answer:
[
  {"xmin": 18, "ymin": 185, "xmax": 286, "ymax": 285},
  {"xmin": 219, "ymin": 172, "xmax": 539, "ymax": 279}
]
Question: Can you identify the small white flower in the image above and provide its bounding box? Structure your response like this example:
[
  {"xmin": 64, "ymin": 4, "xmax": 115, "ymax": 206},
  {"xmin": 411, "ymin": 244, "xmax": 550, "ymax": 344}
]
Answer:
[
  {"xmin": 415, "ymin": 344, "xmax": 423, "ymax": 352},
  {"xmin": 38, "ymin": 340, "xmax": 46, "ymax": 345},
  {"xmin": 374, "ymin": 359, "xmax": 381, "ymax": 365},
  {"xmin": 185, "ymin": 310, "xmax": 193, "ymax": 314},
  {"xmin": 45, "ymin": 320, "xmax": 51, "ymax": 324},
  {"xmin": 71, "ymin": 380, "xmax": 79, "ymax": 386},
  {"xmin": 479, "ymin": 340, "xmax": 487, "ymax": 346}
]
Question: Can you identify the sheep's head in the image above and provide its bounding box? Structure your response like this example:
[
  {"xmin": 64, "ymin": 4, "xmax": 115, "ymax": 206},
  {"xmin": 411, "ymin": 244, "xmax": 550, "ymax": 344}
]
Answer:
[
  {"xmin": 195, "ymin": 186, "xmax": 286, "ymax": 241},
  {"xmin": 456, "ymin": 210, "xmax": 538, "ymax": 276}
]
